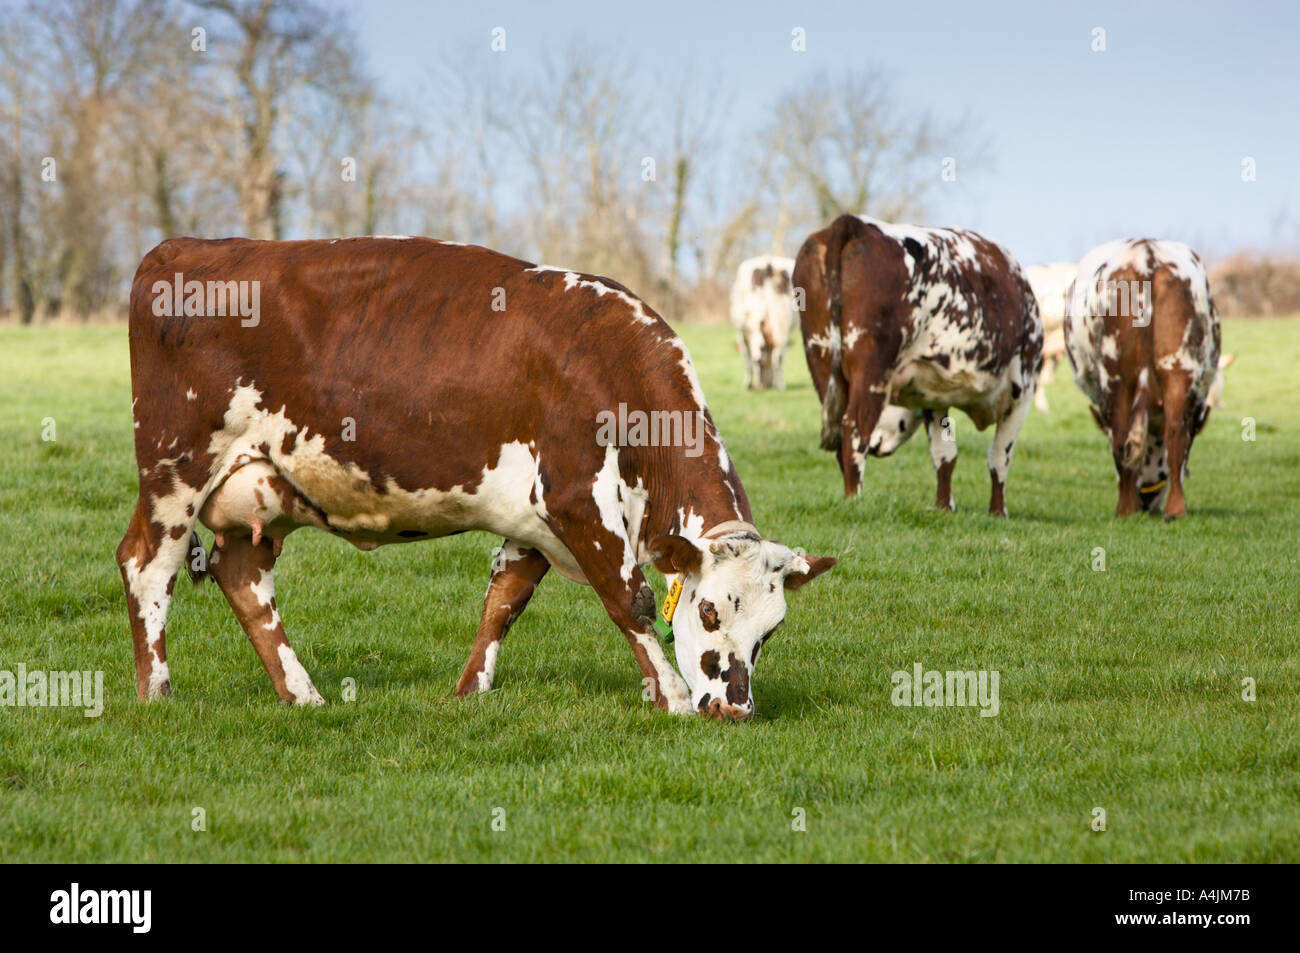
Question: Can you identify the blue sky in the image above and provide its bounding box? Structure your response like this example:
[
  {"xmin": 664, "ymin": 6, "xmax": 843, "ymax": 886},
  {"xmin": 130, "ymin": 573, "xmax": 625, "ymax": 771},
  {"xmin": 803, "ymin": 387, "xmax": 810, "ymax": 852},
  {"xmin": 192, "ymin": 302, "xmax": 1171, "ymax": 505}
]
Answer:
[{"xmin": 333, "ymin": 0, "xmax": 1299, "ymax": 265}]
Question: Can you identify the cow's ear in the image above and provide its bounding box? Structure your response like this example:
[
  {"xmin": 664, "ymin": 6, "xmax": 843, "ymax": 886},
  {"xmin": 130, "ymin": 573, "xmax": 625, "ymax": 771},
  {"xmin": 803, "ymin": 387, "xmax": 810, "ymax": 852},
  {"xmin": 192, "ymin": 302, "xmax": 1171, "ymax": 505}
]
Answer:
[
  {"xmin": 784, "ymin": 555, "xmax": 837, "ymax": 591},
  {"xmin": 649, "ymin": 535, "xmax": 703, "ymax": 576}
]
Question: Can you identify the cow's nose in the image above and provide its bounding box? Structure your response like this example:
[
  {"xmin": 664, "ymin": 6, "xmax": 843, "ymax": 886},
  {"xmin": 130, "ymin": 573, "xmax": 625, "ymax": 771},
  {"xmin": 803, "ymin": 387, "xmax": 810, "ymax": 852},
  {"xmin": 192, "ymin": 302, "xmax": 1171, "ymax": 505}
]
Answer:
[
  {"xmin": 702, "ymin": 696, "xmax": 753, "ymax": 722},
  {"xmin": 867, "ymin": 441, "xmax": 882, "ymax": 457}
]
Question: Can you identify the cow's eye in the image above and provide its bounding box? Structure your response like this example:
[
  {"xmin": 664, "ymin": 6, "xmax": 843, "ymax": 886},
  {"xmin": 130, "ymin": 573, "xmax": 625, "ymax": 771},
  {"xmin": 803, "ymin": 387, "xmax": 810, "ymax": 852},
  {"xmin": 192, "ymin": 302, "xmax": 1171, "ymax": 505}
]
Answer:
[{"xmin": 698, "ymin": 600, "xmax": 720, "ymax": 631}]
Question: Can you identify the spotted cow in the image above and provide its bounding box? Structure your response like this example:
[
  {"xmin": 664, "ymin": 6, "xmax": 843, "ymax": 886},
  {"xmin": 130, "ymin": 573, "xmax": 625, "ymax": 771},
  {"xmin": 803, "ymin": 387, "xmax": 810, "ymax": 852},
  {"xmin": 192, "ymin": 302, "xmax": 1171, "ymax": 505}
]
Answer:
[
  {"xmin": 118, "ymin": 237, "xmax": 834, "ymax": 720},
  {"xmin": 795, "ymin": 215, "xmax": 1043, "ymax": 514},
  {"xmin": 730, "ymin": 255, "xmax": 797, "ymax": 390},
  {"xmin": 1023, "ymin": 263, "xmax": 1078, "ymax": 412},
  {"xmin": 1064, "ymin": 239, "xmax": 1221, "ymax": 518}
]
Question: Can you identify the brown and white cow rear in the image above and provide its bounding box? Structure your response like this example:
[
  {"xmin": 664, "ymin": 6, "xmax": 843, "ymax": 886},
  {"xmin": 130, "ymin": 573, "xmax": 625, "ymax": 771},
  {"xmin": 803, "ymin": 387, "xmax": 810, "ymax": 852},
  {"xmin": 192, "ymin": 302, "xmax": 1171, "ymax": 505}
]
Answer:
[
  {"xmin": 118, "ymin": 237, "xmax": 833, "ymax": 720},
  {"xmin": 1064, "ymin": 239, "xmax": 1221, "ymax": 518},
  {"xmin": 795, "ymin": 215, "xmax": 1042, "ymax": 515}
]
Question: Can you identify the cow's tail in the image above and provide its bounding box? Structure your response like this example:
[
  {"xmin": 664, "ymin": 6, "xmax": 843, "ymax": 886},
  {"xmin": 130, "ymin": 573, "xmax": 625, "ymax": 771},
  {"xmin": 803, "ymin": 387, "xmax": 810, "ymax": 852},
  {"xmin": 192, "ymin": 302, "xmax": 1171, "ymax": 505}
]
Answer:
[
  {"xmin": 819, "ymin": 215, "xmax": 872, "ymax": 452},
  {"xmin": 1123, "ymin": 367, "xmax": 1152, "ymax": 470},
  {"xmin": 186, "ymin": 530, "xmax": 210, "ymax": 585}
]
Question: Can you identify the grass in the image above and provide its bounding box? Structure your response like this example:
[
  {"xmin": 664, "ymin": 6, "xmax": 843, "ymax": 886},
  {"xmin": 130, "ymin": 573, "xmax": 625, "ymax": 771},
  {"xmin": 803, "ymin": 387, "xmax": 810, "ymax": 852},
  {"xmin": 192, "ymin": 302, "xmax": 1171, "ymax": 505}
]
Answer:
[{"xmin": 0, "ymin": 317, "xmax": 1297, "ymax": 863}]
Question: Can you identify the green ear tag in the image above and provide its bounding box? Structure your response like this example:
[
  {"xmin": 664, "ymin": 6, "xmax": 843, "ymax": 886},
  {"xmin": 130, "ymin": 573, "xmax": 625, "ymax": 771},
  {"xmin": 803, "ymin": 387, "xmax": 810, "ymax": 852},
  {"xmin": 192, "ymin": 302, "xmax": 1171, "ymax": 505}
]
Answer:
[{"xmin": 654, "ymin": 577, "xmax": 683, "ymax": 644}]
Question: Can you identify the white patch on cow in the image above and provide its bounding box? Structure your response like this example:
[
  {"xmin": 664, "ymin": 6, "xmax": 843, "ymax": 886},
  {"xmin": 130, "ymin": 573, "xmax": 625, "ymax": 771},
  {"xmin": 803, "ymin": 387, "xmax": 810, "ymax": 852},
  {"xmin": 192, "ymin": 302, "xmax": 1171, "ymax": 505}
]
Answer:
[
  {"xmin": 591, "ymin": 445, "xmax": 640, "ymax": 582},
  {"xmin": 675, "ymin": 507, "xmax": 708, "ymax": 544},
  {"xmin": 276, "ymin": 644, "xmax": 324, "ymax": 705},
  {"xmin": 476, "ymin": 640, "xmax": 501, "ymax": 693},
  {"xmin": 185, "ymin": 389, "xmax": 197, "ymax": 401},
  {"xmin": 665, "ymin": 335, "xmax": 710, "ymax": 413},
  {"xmin": 250, "ymin": 568, "xmax": 274, "ymax": 606},
  {"xmin": 528, "ymin": 267, "xmax": 658, "ymax": 327},
  {"xmin": 634, "ymin": 631, "xmax": 693, "ymax": 713},
  {"xmin": 148, "ymin": 656, "xmax": 170, "ymax": 696},
  {"xmin": 371, "ymin": 235, "xmax": 412, "ymax": 240}
]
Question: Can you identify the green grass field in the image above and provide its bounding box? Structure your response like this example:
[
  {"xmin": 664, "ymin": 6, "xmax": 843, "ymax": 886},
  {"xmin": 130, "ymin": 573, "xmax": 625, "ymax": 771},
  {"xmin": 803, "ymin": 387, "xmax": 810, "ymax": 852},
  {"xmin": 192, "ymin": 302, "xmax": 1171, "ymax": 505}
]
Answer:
[{"xmin": 1, "ymin": 318, "xmax": 1297, "ymax": 863}]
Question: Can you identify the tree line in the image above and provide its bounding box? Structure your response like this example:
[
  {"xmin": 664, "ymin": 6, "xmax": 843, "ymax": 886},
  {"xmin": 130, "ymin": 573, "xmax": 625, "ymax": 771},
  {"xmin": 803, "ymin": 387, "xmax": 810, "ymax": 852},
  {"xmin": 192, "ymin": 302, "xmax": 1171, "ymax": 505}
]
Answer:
[{"xmin": 0, "ymin": 0, "xmax": 980, "ymax": 323}]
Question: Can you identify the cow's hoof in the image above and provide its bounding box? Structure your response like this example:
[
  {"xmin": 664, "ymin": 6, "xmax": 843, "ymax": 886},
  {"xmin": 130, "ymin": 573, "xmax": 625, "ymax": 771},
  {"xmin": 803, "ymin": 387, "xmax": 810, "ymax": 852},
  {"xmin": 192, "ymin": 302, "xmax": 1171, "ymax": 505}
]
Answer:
[
  {"xmin": 660, "ymin": 690, "xmax": 694, "ymax": 715},
  {"xmin": 142, "ymin": 681, "xmax": 173, "ymax": 701},
  {"xmin": 278, "ymin": 690, "xmax": 326, "ymax": 706}
]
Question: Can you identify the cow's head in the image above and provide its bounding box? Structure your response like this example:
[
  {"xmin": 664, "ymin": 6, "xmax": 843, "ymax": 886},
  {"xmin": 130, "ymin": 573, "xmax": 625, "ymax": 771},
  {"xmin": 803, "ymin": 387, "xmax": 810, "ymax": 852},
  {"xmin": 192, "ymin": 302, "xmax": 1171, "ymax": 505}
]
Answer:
[
  {"xmin": 648, "ymin": 531, "xmax": 836, "ymax": 721},
  {"xmin": 867, "ymin": 404, "xmax": 922, "ymax": 456},
  {"xmin": 1136, "ymin": 404, "xmax": 1210, "ymax": 512}
]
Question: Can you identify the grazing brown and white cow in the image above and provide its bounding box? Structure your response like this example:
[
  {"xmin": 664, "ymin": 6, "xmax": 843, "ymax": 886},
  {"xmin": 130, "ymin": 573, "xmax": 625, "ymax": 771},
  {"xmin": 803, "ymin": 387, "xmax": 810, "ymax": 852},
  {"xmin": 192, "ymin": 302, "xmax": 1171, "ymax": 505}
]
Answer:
[
  {"xmin": 118, "ymin": 237, "xmax": 834, "ymax": 720},
  {"xmin": 1023, "ymin": 263, "xmax": 1078, "ymax": 412},
  {"xmin": 730, "ymin": 255, "xmax": 797, "ymax": 389},
  {"xmin": 795, "ymin": 215, "xmax": 1043, "ymax": 515},
  {"xmin": 1064, "ymin": 239, "xmax": 1221, "ymax": 518}
]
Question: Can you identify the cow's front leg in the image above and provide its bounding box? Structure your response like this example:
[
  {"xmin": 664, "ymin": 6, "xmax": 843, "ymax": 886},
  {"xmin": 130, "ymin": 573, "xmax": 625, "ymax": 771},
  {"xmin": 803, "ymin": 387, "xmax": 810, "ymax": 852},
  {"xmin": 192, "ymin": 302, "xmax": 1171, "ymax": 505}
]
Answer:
[
  {"xmin": 209, "ymin": 533, "xmax": 323, "ymax": 705},
  {"xmin": 987, "ymin": 379, "xmax": 1035, "ymax": 517},
  {"xmin": 923, "ymin": 409, "xmax": 957, "ymax": 511},
  {"xmin": 584, "ymin": 558, "xmax": 692, "ymax": 714},
  {"xmin": 456, "ymin": 541, "xmax": 549, "ymax": 697}
]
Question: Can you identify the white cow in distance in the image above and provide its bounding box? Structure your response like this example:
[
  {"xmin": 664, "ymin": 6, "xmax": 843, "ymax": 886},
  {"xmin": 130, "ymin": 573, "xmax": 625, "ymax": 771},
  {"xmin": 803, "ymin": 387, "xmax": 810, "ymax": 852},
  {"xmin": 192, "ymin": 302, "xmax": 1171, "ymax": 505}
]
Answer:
[
  {"xmin": 730, "ymin": 255, "xmax": 797, "ymax": 389},
  {"xmin": 1023, "ymin": 263, "xmax": 1078, "ymax": 412}
]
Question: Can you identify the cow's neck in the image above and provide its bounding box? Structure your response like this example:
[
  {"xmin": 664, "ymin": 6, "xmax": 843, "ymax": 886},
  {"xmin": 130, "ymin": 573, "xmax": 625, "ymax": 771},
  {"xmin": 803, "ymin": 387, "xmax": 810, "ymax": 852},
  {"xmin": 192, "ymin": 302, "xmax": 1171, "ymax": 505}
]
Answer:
[{"xmin": 639, "ymin": 430, "xmax": 754, "ymax": 545}]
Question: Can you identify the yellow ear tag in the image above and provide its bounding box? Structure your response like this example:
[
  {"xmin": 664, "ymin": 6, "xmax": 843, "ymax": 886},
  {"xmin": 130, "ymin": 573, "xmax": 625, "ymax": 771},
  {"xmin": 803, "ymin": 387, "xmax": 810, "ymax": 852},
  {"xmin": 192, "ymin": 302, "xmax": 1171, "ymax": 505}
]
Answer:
[{"xmin": 653, "ymin": 577, "xmax": 683, "ymax": 643}]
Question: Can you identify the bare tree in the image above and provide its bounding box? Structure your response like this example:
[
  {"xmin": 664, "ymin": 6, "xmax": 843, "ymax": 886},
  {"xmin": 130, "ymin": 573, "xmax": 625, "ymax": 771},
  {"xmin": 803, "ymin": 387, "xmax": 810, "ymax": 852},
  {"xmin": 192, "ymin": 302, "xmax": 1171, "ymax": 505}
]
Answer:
[
  {"xmin": 196, "ymin": 0, "xmax": 359, "ymax": 239},
  {"xmin": 754, "ymin": 69, "xmax": 986, "ymax": 244}
]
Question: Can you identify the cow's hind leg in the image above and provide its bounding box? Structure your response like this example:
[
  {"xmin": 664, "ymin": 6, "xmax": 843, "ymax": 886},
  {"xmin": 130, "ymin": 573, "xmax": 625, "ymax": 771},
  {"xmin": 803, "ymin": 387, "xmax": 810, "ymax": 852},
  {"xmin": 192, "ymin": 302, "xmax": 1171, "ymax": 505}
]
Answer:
[
  {"xmin": 987, "ymin": 383, "xmax": 1035, "ymax": 517},
  {"xmin": 456, "ymin": 541, "xmax": 549, "ymax": 697},
  {"xmin": 924, "ymin": 409, "xmax": 957, "ymax": 511},
  {"xmin": 209, "ymin": 534, "xmax": 323, "ymax": 705},
  {"xmin": 118, "ymin": 492, "xmax": 202, "ymax": 700},
  {"xmin": 1160, "ymin": 374, "xmax": 1192, "ymax": 520}
]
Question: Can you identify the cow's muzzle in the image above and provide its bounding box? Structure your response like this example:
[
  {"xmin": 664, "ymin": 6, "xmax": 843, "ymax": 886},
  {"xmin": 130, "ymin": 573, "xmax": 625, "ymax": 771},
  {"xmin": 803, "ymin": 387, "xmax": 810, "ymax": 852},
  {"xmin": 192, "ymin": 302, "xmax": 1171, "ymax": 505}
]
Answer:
[
  {"xmin": 699, "ymin": 696, "xmax": 753, "ymax": 722},
  {"xmin": 1138, "ymin": 480, "xmax": 1165, "ymax": 511}
]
